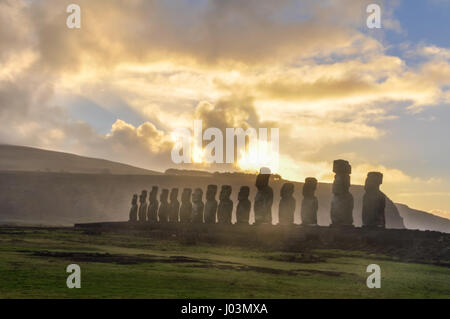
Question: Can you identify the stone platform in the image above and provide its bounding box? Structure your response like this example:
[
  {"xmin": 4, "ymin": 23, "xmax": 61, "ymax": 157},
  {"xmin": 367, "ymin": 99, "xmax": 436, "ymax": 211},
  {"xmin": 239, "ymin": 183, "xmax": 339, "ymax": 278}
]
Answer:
[{"xmin": 74, "ymin": 221, "xmax": 450, "ymax": 264}]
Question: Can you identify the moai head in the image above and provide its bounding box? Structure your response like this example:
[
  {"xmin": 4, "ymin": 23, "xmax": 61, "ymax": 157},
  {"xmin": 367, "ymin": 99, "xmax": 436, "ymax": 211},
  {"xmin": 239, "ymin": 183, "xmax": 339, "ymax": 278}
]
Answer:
[
  {"xmin": 150, "ymin": 186, "xmax": 158, "ymax": 201},
  {"xmin": 192, "ymin": 188, "xmax": 203, "ymax": 203},
  {"xmin": 170, "ymin": 188, "xmax": 179, "ymax": 201},
  {"xmin": 181, "ymin": 188, "xmax": 192, "ymax": 203},
  {"xmin": 140, "ymin": 190, "xmax": 148, "ymax": 203},
  {"xmin": 220, "ymin": 185, "xmax": 232, "ymax": 201},
  {"xmin": 132, "ymin": 194, "xmax": 138, "ymax": 205},
  {"xmin": 333, "ymin": 159, "xmax": 352, "ymax": 175},
  {"xmin": 255, "ymin": 167, "xmax": 271, "ymax": 190},
  {"xmin": 206, "ymin": 185, "xmax": 218, "ymax": 200},
  {"xmin": 332, "ymin": 160, "xmax": 351, "ymax": 195},
  {"xmin": 303, "ymin": 177, "xmax": 317, "ymax": 197},
  {"xmin": 160, "ymin": 189, "xmax": 169, "ymax": 202},
  {"xmin": 365, "ymin": 172, "xmax": 383, "ymax": 192},
  {"xmin": 280, "ymin": 183, "xmax": 294, "ymax": 198},
  {"xmin": 238, "ymin": 186, "xmax": 250, "ymax": 201}
]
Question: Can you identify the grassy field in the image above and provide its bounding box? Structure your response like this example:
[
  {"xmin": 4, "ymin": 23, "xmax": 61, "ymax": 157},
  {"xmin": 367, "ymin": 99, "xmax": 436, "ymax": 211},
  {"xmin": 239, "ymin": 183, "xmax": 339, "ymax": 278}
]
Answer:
[{"xmin": 0, "ymin": 226, "xmax": 448, "ymax": 298}]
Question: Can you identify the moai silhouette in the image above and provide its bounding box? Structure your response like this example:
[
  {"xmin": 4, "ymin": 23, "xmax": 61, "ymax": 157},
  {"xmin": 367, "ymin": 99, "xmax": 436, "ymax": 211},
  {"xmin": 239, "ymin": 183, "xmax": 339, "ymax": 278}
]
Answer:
[
  {"xmin": 192, "ymin": 188, "xmax": 204, "ymax": 223},
  {"xmin": 168, "ymin": 188, "xmax": 180, "ymax": 222},
  {"xmin": 301, "ymin": 177, "xmax": 318, "ymax": 225},
  {"xmin": 204, "ymin": 185, "xmax": 218, "ymax": 223},
  {"xmin": 236, "ymin": 186, "xmax": 251, "ymax": 224},
  {"xmin": 362, "ymin": 172, "xmax": 386, "ymax": 228},
  {"xmin": 128, "ymin": 194, "xmax": 138, "ymax": 222},
  {"xmin": 147, "ymin": 186, "xmax": 159, "ymax": 222},
  {"xmin": 179, "ymin": 188, "xmax": 192, "ymax": 223},
  {"xmin": 254, "ymin": 167, "xmax": 273, "ymax": 225},
  {"xmin": 218, "ymin": 185, "xmax": 233, "ymax": 224},
  {"xmin": 330, "ymin": 160, "xmax": 354, "ymax": 226},
  {"xmin": 158, "ymin": 189, "xmax": 170, "ymax": 223},
  {"xmin": 278, "ymin": 183, "xmax": 295, "ymax": 225},
  {"xmin": 138, "ymin": 190, "xmax": 148, "ymax": 222}
]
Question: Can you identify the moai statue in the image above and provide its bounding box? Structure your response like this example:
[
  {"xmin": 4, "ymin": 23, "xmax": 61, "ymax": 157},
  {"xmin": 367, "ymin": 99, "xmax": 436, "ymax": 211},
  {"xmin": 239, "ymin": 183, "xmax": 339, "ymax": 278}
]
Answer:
[
  {"xmin": 236, "ymin": 186, "xmax": 251, "ymax": 224},
  {"xmin": 147, "ymin": 186, "xmax": 159, "ymax": 222},
  {"xmin": 330, "ymin": 160, "xmax": 354, "ymax": 226},
  {"xmin": 191, "ymin": 188, "xmax": 204, "ymax": 223},
  {"xmin": 218, "ymin": 185, "xmax": 233, "ymax": 224},
  {"xmin": 254, "ymin": 167, "xmax": 273, "ymax": 225},
  {"xmin": 158, "ymin": 189, "xmax": 170, "ymax": 223},
  {"xmin": 128, "ymin": 194, "xmax": 138, "ymax": 222},
  {"xmin": 362, "ymin": 172, "xmax": 386, "ymax": 228},
  {"xmin": 278, "ymin": 183, "xmax": 295, "ymax": 225},
  {"xmin": 204, "ymin": 185, "xmax": 218, "ymax": 224},
  {"xmin": 179, "ymin": 188, "xmax": 192, "ymax": 223},
  {"xmin": 138, "ymin": 190, "xmax": 148, "ymax": 222},
  {"xmin": 301, "ymin": 177, "xmax": 318, "ymax": 225},
  {"xmin": 168, "ymin": 188, "xmax": 180, "ymax": 222}
]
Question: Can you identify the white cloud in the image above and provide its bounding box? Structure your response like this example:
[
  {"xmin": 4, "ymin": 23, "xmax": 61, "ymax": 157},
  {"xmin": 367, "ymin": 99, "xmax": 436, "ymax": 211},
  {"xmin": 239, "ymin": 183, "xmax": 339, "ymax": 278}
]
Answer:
[{"xmin": 0, "ymin": 0, "xmax": 449, "ymax": 215}]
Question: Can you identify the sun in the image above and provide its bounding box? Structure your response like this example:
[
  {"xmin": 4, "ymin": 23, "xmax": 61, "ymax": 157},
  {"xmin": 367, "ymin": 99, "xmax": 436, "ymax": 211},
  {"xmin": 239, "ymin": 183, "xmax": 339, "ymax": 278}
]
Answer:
[{"xmin": 236, "ymin": 139, "xmax": 279, "ymax": 174}]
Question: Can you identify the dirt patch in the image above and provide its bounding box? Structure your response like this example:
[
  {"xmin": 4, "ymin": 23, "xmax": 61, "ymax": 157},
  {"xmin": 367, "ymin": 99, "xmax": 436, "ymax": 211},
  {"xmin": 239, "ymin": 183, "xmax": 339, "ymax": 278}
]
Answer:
[
  {"xmin": 0, "ymin": 230, "xmax": 27, "ymax": 235},
  {"xmin": 28, "ymin": 249, "xmax": 345, "ymax": 277},
  {"xmin": 295, "ymin": 269, "xmax": 343, "ymax": 277},
  {"xmin": 188, "ymin": 263, "xmax": 344, "ymax": 277},
  {"xmin": 30, "ymin": 250, "xmax": 206, "ymax": 265},
  {"xmin": 266, "ymin": 253, "xmax": 326, "ymax": 263}
]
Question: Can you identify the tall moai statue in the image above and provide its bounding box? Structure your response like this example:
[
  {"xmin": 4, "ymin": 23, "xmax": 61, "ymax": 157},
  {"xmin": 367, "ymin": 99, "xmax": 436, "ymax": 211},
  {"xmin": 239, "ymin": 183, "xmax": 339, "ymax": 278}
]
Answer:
[
  {"xmin": 362, "ymin": 172, "xmax": 386, "ymax": 228},
  {"xmin": 147, "ymin": 186, "xmax": 159, "ymax": 222},
  {"xmin": 236, "ymin": 186, "xmax": 251, "ymax": 224},
  {"xmin": 129, "ymin": 194, "xmax": 138, "ymax": 222},
  {"xmin": 301, "ymin": 177, "xmax": 318, "ymax": 225},
  {"xmin": 278, "ymin": 183, "xmax": 295, "ymax": 225},
  {"xmin": 191, "ymin": 188, "xmax": 204, "ymax": 223},
  {"xmin": 218, "ymin": 185, "xmax": 233, "ymax": 224},
  {"xmin": 158, "ymin": 189, "xmax": 170, "ymax": 223},
  {"xmin": 330, "ymin": 160, "xmax": 354, "ymax": 226},
  {"xmin": 254, "ymin": 167, "xmax": 273, "ymax": 225},
  {"xmin": 179, "ymin": 188, "xmax": 192, "ymax": 223},
  {"xmin": 204, "ymin": 185, "xmax": 218, "ymax": 223},
  {"xmin": 138, "ymin": 190, "xmax": 148, "ymax": 222},
  {"xmin": 168, "ymin": 188, "xmax": 180, "ymax": 222}
]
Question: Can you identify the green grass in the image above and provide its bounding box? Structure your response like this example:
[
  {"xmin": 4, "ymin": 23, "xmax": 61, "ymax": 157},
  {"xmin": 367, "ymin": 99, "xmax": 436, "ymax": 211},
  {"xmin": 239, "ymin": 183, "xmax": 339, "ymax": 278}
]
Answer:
[{"xmin": 0, "ymin": 227, "xmax": 448, "ymax": 298}]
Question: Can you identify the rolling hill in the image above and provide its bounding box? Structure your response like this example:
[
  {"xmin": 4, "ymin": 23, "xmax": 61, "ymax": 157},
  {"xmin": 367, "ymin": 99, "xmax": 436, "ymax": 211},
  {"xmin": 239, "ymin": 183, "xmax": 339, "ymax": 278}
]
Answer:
[
  {"xmin": 0, "ymin": 144, "xmax": 161, "ymax": 175},
  {"xmin": 396, "ymin": 203, "xmax": 450, "ymax": 234}
]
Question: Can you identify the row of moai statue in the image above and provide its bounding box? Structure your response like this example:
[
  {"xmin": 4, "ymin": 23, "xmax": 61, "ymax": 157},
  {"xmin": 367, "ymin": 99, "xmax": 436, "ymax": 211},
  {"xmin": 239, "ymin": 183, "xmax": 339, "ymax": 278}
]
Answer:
[
  {"xmin": 129, "ymin": 185, "xmax": 241, "ymax": 224},
  {"xmin": 128, "ymin": 160, "xmax": 386, "ymax": 228}
]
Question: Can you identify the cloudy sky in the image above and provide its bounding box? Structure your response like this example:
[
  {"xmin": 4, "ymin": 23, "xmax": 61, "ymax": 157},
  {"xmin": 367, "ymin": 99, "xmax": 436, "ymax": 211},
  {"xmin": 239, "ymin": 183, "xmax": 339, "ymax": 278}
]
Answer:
[{"xmin": 0, "ymin": 0, "xmax": 449, "ymax": 217}]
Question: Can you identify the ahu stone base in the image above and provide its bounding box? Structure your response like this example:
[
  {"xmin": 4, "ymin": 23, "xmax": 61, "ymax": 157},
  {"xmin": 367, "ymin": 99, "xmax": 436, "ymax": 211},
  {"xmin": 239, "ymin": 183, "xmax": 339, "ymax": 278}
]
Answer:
[{"xmin": 73, "ymin": 221, "xmax": 450, "ymax": 263}]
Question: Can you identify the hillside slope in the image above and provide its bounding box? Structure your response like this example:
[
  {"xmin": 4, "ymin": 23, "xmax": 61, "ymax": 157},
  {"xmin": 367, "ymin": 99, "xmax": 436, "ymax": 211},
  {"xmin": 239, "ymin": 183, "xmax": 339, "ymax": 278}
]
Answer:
[
  {"xmin": 0, "ymin": 145, "xmax": 161, "ymax": 175},
  {"xmin": 396, "ymin": 203, "xmax": 450, "ymax": 233}
]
